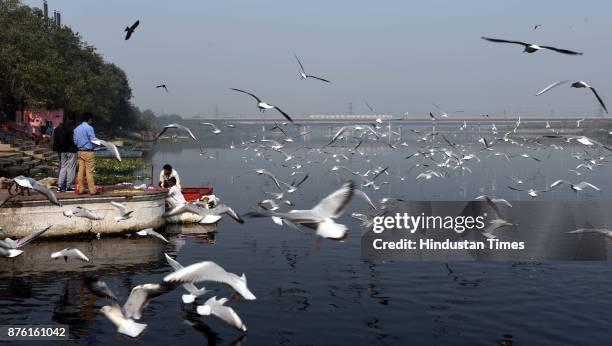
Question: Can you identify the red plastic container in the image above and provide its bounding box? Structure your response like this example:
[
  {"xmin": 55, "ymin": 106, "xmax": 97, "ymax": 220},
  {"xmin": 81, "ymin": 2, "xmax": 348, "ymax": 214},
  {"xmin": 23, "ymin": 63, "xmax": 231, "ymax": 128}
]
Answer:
[{"xmin": 181, "ymin": 186, "xmax": 214, "ymax": 202}]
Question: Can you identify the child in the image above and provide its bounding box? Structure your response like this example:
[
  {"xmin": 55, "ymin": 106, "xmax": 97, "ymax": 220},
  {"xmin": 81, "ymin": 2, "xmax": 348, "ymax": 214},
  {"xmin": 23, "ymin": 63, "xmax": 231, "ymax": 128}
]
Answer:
[{"xmin": 166, "ymin": 177, "xmax": 186, "ymax": 208}]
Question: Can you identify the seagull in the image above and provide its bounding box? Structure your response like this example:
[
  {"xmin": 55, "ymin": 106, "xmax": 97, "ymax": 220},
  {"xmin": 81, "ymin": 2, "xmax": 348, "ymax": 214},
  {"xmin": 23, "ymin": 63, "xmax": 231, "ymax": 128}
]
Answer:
[
  {"xmin": 157, "ymin": 124, "xmax": 198, "ymax": 141},
  {"xmin": 110, "ymin": 201, "xmax": 133, "ymax": 222},
  {"xmin": 549, "ymin": 180, "xmax": 600, "ymax": 192},
  {"xmin": 507, "ymin": 186, "xmax": 546, "ymax": 198},
  {"xmin": 156, "ymin": 84, "xmax": 169, "ymax": 92},
  {"xmin": 164, "ymin": 254, "xmax": 208, "ymax": 303},
  {"xmin": 245, "ymin": 182, "xmax": 355, "ymax": 239},
  {"xmin": 200, "ymin": 122, "xmax": 222, "ymax": 135},
  {"xmin": 92, "ymin": 138, "xmax": 122, "ymax": 161},
  {"xmin": 124, "ymin": 20, "xmax": 140, "ymax": 40},
  {"xmin": 475, "ymin": 195, "xmax": 512, "ymax": 208},
  {"xmin": 0, "ymin": 226, "xmax": 52, "ymax": 258},
  {"xmin": 165, "ymin": 203, "xmax": 244, "ymax": 225},
  {"xmin": 230, "ymin": 88, "xmax": 293, "ymax": 123},
  {"xmin": 567, "ymin": 228, "xmax": 612, "ymax": 237},
  {"xmin": 163, "ymin": 261, "xmax": 256, "ymax": 300},
  {"xmin": 100, "ymin": 302, "xmax": 147, "ymax": 338},
  {"xmin": 196, "ymin": 296, "xmax": 247, "ymax": 332},
  {"xmin": 86, "ymin": 277, "xmax": 178, "ymax": 337},
  {"xmin": 13, "ymin": 176, "xmax": 61, "ymax": 206},
  {"xmin": 534, "ymin": 24, "xmax": 542, "ymax": 30},
  {"xmin": 63, "ymin": 206, "xmax": 103, "ymax": 220},
  {"xmin": 535, "ymin": 81, "xmax": 607, "ymax": 113},
  {"xmin": 416, "ymin": 170, "xmax": 443, "ymax": 180},
  {"xmin": 51, "ymin": 248, "xmax": 90, "ymax": 262},
  {"xmin": 250, "ymin": 169, "xmax": 283, "ymax": 190},
  {"xmin": 481, "ymin": 36, "xmax": 583, "ymax": 55},
  {"xmin": 135, "ymin": 228, "xmax": 168, "ymax": 242},
  {"xmin": 293, "ymin": 53, "xmax": 330, "ymax": 83}
]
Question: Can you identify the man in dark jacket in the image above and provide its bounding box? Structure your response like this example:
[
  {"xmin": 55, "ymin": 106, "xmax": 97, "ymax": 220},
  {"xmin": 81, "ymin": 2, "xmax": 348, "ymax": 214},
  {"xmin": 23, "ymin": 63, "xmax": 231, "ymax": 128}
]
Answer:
[{"xmin": 53, "ymin": 112, "xmax": 78, "ymax": 192}]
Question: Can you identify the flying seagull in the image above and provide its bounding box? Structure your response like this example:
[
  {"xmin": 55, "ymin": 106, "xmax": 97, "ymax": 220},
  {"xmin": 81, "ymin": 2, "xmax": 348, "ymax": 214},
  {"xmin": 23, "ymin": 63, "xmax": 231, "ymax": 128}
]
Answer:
[
  {"xmin": 481, "ymin": 36, "xmax": 583, "ymax": 55},
  {"xmin": 157, "ymin": 123, "xmax": 198, "ymax": 141},
  {"xmin": 535, "ymin": 80, "xmax": 607, "ymax": 114},
  {"xmin": 164, "ymin": 253, "xmax": 208, "ymax": 303},
  {"xmin": 196, "ymin": 296, "xmax": 247, "ymax": 332},
  {"xmin": 200, "ymin": 122, "xmax": 222, "ymax": 135},
  {"xmin": 51, "ymin": 248, "xmax": 90, "ymax": 262},
  {"xmin": 163, "ymin": 260, "xmax": 256, "ymax": 300},
  {"xmin": 245, "ymin": 182, "xmax": 355, "ymax": 239},
  {"xmin": 92, "ymin": 138, "xmax": 122, "ymax": 161},
  {"xmin": 0, "ymin": 226, "xmax": 52, "ymax": 258},
  {"xmin": 135, "ymin": 228, "xmax": 168, "ymax": 242},
  {"xmin": 13, "ymin": 176, "xmax": 61, "ymax": 206},
  {"xmin": 230, "ymin": 88, "xmax": 294, "ymax": 123},
  {"xmin": 110, "ymin": 201, "xmax": 133, "ymax": 222},
  {"xmin": 63, "ymin": 206, "xmax": 103, "ymax": 220},
  {"xmin": 124, "ymin": 20, "xmax": 140, "ymax": 40},
  {"xmin": 156, "ymin": 84, "xmax": 169, "ymax": 92},
  {"xmin": 549, "ymin": 180, "xmax": 600, "ymax": 192},
  {"xmin": 293, "ymin": 53, "xmax": 330, "ymax": 83}
]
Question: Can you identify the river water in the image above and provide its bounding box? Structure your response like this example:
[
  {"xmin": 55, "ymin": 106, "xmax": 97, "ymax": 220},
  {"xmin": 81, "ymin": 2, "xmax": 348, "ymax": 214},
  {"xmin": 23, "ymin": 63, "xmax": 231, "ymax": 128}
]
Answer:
[{"xmin": 1, "ymin": 122, "xmax": 612, "ymax": 345}]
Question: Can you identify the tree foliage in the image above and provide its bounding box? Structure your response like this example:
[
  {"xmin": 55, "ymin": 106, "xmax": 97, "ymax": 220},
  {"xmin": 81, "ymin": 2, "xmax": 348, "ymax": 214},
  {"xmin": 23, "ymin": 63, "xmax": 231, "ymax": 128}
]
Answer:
[{"xmin": 0, "ymin": 0, "xmax": 153, "ymax": 132}]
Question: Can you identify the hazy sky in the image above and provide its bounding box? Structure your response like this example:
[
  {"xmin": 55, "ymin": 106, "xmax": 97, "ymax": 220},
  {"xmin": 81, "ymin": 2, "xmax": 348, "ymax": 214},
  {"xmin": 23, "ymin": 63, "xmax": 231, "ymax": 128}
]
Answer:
[{"xmin": 24, "ymin": 0, "xmax": 612, "ymax": 118}]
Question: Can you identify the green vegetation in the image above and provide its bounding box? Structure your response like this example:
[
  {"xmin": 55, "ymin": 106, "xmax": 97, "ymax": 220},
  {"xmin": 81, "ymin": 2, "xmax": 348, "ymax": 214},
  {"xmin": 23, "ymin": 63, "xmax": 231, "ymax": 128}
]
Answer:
[
  {"xmin": 0, "ymin": 0, "xmax": 156, "ymax": 132},
  {"xmin": 94, "ymin": 157, "xmax": 150, "ymax": 185}
]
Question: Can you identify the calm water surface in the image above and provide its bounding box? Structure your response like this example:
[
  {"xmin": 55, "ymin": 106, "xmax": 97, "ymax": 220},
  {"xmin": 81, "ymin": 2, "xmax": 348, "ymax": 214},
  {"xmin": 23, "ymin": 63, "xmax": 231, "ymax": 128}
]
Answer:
[{"xmin": 2, "ymin": 123, "xmax": 612, "ymax": 345}]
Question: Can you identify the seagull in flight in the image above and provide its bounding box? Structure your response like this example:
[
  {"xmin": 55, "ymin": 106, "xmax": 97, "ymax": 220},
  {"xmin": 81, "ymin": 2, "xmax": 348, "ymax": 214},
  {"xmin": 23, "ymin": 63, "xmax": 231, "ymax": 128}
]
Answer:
[
  {"xmin": 13, "ymin": 176, "xmax": 61, "ymax": 206},
  {"xmin": 196, "ymin": 296, "xmax": 247, "ymax": 332},
  {"xmin": 0, "ymin": 226, "xmax": 52, "ymax": 258},
  {"xmin": 163, "ymin": 260, "xmax": 256, "ymax": 300},
  {"xmin": 549, "ymin": 180, "xmax": 600, "ymax": 192},
  {"xmin": 51, "ymin": 248, "xmax": 90, "ymax": 262},
  {"xmin": 110, "ymin": 201, "xmax": 133, "ymax": 222},
  {"xmin": 63, "ymin": 206, "xmax": 103, "ymax": 220},
  {"xmin": 230, "ymin": 88, "xmax": 293, "ymax": 123},
  {"xmin": 245, "ymin": 182, "xmax": 356, "ymax": 240},
  {"xmin": 293, "ymin": 53, "xmax": 330, "ymax": 83},
  {"xmin": 92, "ymin": 138, "xmax": 121, "ymax": 161},
  {"xmin": 135, "ymin": 228, "xmax": 168, "ymax": 242},
  {"xmin": 481, "ymin": 36, "xmax": 583, "ymax": 55},
  {"xmin": 200, "ymin": 122, "xmax": 222, "ymax": 135},
  {"xmin": 156, "ymin": 84, "xmax": 169, "ymax": 93},
  {"xmin": 157, "ymin": 123, "xmax": 198, "ymax": 141},
  {"xmin": 124, "ymin": 20, "xmax": 140, "ymax": 40},
  {"xmin": 535, "ymin": 80, "xmax": 607, "ymax": 114}
]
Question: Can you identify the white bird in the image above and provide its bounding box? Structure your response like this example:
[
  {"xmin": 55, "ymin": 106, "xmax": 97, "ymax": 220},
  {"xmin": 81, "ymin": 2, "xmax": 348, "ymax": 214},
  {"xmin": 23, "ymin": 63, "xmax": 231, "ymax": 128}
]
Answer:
[
  {"xmin": 567, "ymin": 228, "xmax": 612, "ymax": 237},
  {"xmin": 13, "ymin": 176, "xmax": 61, "ymax": 206},
  {"xmin": 51, "ymin": 248, "xmax": 90, "ymax": 262},
  {"xmin": 200, "ymin": 122, "xmax": 222, "ymax": 135},
  {"xmin": 163, "ymin": 261, "xmax": 256, "ymax": 300},
  {"xmin": 157, "ymin": 123, "xmax": 198, "ymax": 141},
  {"xmin": 92, "ymin": 138, "xmax": 122, "ymax": 161},
  {"xmin": 481, "ymin": 36, "xmax": 583, "ymax": 55},
  {"xmin": 535, "ymin": 81, "xmax": 607, "ymax": 113},
  {"xmin": 135, "ymin": 228, "xmax": 168, "ymax": 242},
  {"xmin": 63, "ymin": 206, "xmax": 103, "ymax": 220},
  {"xmin": 110, "ymin": 201, "xmax": 133, "ymax": 222},
  {"xmin": 196, "ymin": 296, "xmax": 247, "ymax": 332},
  {"xmin": 165, "ymin": 203, "xmax": 244, "ymax": 225},
  {"xmin": 0, "ymin": 226, "xmax": 52, "ymax": 258},
  {"xmin": 293, "ymin": 53, "xmax": 331, "ymax": 83},
  {"xmin": 245, "ymin": 182, "xmax": 355, "ymax": 239},
  {"xmin": 549, "ymin": 180, "xmax": 600, "ymax": 192},
  {"xmin": 475, "ymin": 195, "xmax": 513, "ymax": 208},
  {"xmin": 164, "ymin": 254, "xmax": 208, "ymax": 303},
  {"xmin": 230, "ymin": 88, "xmax": 293, "ymax": 123},
  {"xmin": 100, "ymin": 302, "xmax": 148, "ymax": 338},
  {"xmin": 416, "ymin": 170, "xmax": 443, "ymax": 180}
]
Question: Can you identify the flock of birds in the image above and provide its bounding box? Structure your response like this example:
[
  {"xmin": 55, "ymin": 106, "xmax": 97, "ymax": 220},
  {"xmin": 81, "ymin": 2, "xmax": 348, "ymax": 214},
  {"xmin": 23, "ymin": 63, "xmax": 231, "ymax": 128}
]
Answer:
[{"xmin": 1, "ymin": 20, "xmax": 611, "ymax": 341}]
